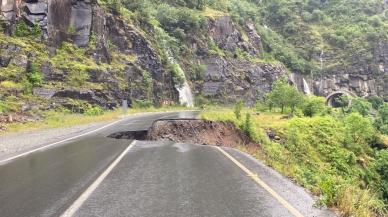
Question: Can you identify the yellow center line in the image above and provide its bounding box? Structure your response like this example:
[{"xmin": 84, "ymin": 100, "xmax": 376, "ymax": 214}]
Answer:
[{"xmin": 215, "ymin": 146, "xmax": 305, "ymax": 217}]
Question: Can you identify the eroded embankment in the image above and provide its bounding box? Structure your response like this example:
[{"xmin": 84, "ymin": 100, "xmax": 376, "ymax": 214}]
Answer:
[{"xmin": 108, "ymin": 119, "xmax": 257, "ymax": 148}]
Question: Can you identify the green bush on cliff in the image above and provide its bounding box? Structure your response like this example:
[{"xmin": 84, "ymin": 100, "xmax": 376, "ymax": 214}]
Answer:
[{"xmin": 27, "ymin": 63, "xmax": 42, "ymax": 87}]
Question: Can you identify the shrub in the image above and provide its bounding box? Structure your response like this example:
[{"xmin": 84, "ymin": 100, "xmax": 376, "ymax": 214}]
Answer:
[
  {"xmin": 170, "ymin": 63, "xmax": 186, "ymax": 87},
  {"xmin": 375, "ymin": 103, "xmax": 388, "ymax": 134},
  {"xmin": 337, "ymin": 185, "xmax": 387, "ymax": 217},
  {"xmin": 27, "ymin": 63, "xmax": 42, "ymax": 87},
  {"xmin": 311, "ymin": 9, "xmax": 325, "ymax": 22},
  {"xmin": 14, "ymin": 21, "xmax": 30, "ymax": 37},
  {"xmin": 0, "ymin": 101, "xmax": 9, "ymax": 113},
  {"xmin": 85, "ymin": 106, "xmax": 104, "ymax": 116},
  {"xmin": 254, "ymin": 101, "xmax": 267, "ymax": 112},
  {"xmin": 368, "ymin": 96, "xmax": 384, "ymax": 110},
  {"xmin": 133, "ymin": 99, "xmax": 153, "ymax": 108},
  {"xmin": 343, "ymin": 113, "xmax": 376, "ymax": 155},
  {"xmin": 375, "ymin": 150, "xmax": 388, "ymax": 202},
  {"xmin": 106, "ymin": 0, "xmax": 122, "ymax": 14},
  {"xmin": 368, "ymin": 15, "xmax": 383, "ymax": 27},
  {"xmin": 233, "ymin": 100, "xmax": 244, "ymax": 120},
  {"xmin": 349, "ymin": 97, "xmax": 372, "ymax": 117},
  {"xmin": 301, "ymin": 96, "xmax": 326, "ymax": 117},
  {"xmin": 243, "ymin": 113, "xmax": 253, "ymax": 137}
]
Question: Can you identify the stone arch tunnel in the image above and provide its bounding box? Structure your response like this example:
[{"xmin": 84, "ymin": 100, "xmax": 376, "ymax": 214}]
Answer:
[{"xmin": 326, "ymin": 90, "xmax": 357, "ymax": 107}]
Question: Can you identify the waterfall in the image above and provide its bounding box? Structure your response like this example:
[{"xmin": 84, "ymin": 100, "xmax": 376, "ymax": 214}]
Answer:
[
  {"xmin": 166, "ymin": 51, "xmax": 194, "ymax": 107},
  {"xmin": 177, "ymin": 81, "xmax": 194, "ymax": 107},
  {"xmin": 320, "ymin": 50, "xmax": 324, "ymax": 71},
  {"xmin": 303, "ymin": 78, "xmax": 312, "ymax": 95}
]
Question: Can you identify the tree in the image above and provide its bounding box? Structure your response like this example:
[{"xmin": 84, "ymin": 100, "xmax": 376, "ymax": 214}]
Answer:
[
  {"xmin": 368, "ymin": 96, "xmax": 384, "ymax": 110},
  {"xmin": 375, "ymin": 150, "xmax": 388, "ymax": 201},
  {"xmin": 349, "ymin": 97, "xmax": 372, "ymax": 116},
  {"xmin": 267, "ymin": 79, "xmax": 303, "ymax": 114},
  {"xmin": 375, "ymin": 103, "xmax": 388, "ymax": 134},
  {"xmin": 344, "ymin": 113, "xmax": 375, "ymax": 155},
  {"xmin": 333, "ymin": 95, "xmax": 350, "ymax": 114},
  {"xmin": 302, "ymin": 96, "xmax": 326, "ymax": 117}
]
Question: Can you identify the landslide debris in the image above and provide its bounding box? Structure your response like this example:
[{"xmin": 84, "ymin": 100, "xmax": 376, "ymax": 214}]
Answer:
[{"xmin": 108, "ymin": 119, "xmax": 258, "ymax": 148}]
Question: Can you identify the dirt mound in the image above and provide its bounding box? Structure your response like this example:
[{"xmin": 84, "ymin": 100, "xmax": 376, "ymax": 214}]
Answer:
[{"xmin": 147, "ymin": 119, "xmax": 256, "ymax": 147}]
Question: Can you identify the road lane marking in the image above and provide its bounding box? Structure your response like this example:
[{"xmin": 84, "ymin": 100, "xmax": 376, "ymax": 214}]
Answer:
[
  {"xmin": 0, "ymin": 111, "xmax": 196, "ymax": 164},
  {"xmin": 60, "ymin": 141, "xmax": 137, "ymax": 217},
  {"xmin": 215, "ymin": 147, "xmax": 305, "ymax": 217},
  {"xmin": 0, "ymin": 118, "xmax": 129, "ymax": 165}
]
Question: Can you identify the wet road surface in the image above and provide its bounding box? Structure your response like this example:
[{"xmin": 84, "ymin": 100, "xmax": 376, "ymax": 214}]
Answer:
[
  {"xmin": 0, "ymin": 112, "xmax": 197, "ymax": 217},
  {"xmin": 0, "ymin": 111, "xmax": 336, "ymax": 217},
  {"xmin": 73, "ymin": 141, "xmax": 335, "ymax": 217}
]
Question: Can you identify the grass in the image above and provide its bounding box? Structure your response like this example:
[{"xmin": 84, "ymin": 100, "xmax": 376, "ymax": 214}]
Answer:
[
  {"xmin": 202, "ymin": 7, "xmax": 227, "ymax": 19},
  {"xmin": 201, "ymin": 108, "xmax": 387, "ymax": 216},
  {"xmin": 2, "ymin": 106, "xmax": 196, "ymax": 135}
]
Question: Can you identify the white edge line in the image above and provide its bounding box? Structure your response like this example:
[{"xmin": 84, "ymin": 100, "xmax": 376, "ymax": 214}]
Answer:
[
  {"xmin": 0, "ymin": 110, "xmax": 196, "ymax": 164},
  {"xmin": 215, "ymin": 146, "xmax": 305, "ymax": 217},
  {"xmin": 60, "ymin": 141, "xmax": 136, "ymax": 217},
  {"xmin": 0, "ymin": 118, "xmax": 127, "ymax": 164}
]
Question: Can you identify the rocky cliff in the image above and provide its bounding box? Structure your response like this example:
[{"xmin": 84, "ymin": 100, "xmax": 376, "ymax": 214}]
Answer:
[
  {"xmin": 0, "ymin": 0, "xmax": 387, "ymax": 121},
  {"xmin": 0, "ymin": 0, "xmax": 286, "ymax": 119}
]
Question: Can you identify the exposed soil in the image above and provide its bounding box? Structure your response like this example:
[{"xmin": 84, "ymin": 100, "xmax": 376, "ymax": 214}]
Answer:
[{"xmin": 108, "ymin": 119, "xmax": 259, "ymax": 148}]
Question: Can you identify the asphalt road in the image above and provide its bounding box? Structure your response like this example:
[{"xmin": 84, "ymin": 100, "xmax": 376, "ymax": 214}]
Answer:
[{"xmin": 0, "ymin": 111, "xmax": 336, "ymax": 217}]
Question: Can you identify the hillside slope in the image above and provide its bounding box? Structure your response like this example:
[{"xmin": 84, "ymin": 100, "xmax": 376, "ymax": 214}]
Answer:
[{"xmin": 0, "ymin": 0, "xmax": 387, "ymax": 121}]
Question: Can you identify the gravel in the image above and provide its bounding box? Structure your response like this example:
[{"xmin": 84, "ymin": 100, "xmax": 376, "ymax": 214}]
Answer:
[{"xmin": 0, "ymin": 120, "xmax": 114, "ymax": 160}]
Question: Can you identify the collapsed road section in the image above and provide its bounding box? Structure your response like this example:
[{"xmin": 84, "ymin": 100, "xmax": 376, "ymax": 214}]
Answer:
[{"xmin": 108, "ymin": 119, "xmax": 258, "ymax": 148}]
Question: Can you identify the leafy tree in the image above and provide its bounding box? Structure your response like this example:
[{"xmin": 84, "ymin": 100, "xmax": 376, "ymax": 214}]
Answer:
[
  {"xmin": 267, "ymin": 79, "xmax": 303, "ymax": 114},
  {"xmin": 375, "ymin": 103, "xmax": 388, "ymax": 134},
  {"xmin": 332, "ymin": 95, "xmax": 350, "ymax": 113},
  {"xmin": 368, "ymin": 96, "xmax": 384, "ymax": 110},
  {"xmin": 302, "ymin": 96, "xmax": 326, "ymax": 117},
  {"xmin": 344, "ymin": 113, "xmax": 375, "ymax": 155},
  {"xmin": 349, "ymin": 97, "xmax": 372, "ymax": 116}
]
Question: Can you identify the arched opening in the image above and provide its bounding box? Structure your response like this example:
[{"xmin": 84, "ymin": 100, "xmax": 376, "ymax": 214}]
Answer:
[{"xmin": 326, "ymin": 91, "xmax": 355, "ymax": 107}]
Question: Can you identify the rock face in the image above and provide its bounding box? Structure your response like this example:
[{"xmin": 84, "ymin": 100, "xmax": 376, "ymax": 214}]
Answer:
[
  {"xmin": 208, "ymin": 16, "xmax": 261, "ymax": 55},
  {"xmin": 48, "ymin": 0, "xmax": 92, "ymax": 47},
  {"xmin": 200, "ymin": 56, "xmax": 286, "ymax": 104},
  {"xmin": 290, "ymin": 39, "xmax": 388, "ymax": 100},
  {"xmin": 1, "ymin": 1, "xmax": 387, "ymax": 118}
]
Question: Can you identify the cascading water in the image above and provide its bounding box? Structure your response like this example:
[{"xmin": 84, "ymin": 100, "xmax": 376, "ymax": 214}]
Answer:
[
  {"xmin": 167, "ymin": 52, "xmax": 194, "ymax": 107},
  {"xmin": 318, "ymin": 49, "xmax": 324, "ymax": 93},
  {"xmin": 177, "ymin": 81, "xmax": 194, "ymax": 107},
  {"xmin": 320, "ymin": 50, "xmax": 324, "ymax": 71},
  {"xmin": 303, "ymin": 78, "xmax": 312, "ymax": 95}
]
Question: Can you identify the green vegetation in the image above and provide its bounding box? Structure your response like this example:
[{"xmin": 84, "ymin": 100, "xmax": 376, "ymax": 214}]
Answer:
[
  {"xmin": 113, "ymin": 0, "xmax": 387, "ymax": 75},
  {"xmin": 233, "ymin": 100, "xmax": 243, "ymax": 120},
  {"xmin": 201, "ymin": 79, "xmax": 388, "ymax": 216},
  {"xmin": 267, "ymin": 79, "xmax": 302, "ymax": 114}
]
